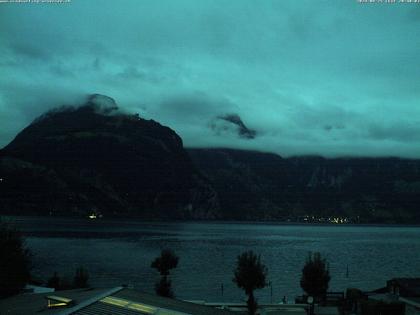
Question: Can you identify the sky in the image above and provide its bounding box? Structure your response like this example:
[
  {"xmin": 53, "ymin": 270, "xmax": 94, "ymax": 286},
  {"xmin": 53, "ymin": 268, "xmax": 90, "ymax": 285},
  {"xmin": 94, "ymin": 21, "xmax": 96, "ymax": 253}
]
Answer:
[{"xmin": 0, "ymin": 0, "xmax": 419, "ymax": 158}]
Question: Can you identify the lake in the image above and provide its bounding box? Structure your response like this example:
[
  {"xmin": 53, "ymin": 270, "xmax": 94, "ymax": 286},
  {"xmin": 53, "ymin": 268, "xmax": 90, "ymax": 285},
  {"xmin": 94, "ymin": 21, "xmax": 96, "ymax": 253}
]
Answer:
[{"xmin": 5, "ymin": 217, "xmax": 420, "ymax": 303}]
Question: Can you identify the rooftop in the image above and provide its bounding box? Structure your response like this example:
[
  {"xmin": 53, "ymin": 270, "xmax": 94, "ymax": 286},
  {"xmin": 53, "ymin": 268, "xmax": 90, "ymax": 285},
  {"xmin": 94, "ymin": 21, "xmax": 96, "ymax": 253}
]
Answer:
[
  {"xmin": 0, "ymin": 287, "xmax": 238, "ymax": 315},
  {"xmin": 0, "ymin": 287, "xmax": 339, "ymax": 315},
  {"xmin": 0, "ymin": 287, "xmax": 113, "ymax": 315}
]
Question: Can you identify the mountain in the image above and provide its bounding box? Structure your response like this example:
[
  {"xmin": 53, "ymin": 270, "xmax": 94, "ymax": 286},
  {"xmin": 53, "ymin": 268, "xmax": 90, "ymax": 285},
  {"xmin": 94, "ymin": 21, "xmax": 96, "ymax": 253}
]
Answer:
[
  {"xmin": 0, "ymin": 94, "xmax": 219, "ymax": 219},
  {"xmin": 187, "ymin": 148, "xmax": 420, "ymax": 223},
  {"xmin": 2, "ymin": 94, "xmax": 420, "ymax": 223}
]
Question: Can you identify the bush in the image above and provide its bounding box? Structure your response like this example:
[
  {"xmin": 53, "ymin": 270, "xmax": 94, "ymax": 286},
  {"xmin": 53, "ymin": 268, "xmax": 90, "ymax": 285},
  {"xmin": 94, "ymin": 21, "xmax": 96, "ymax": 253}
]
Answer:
[{"xmin": 0, "ymin": 221, "xmax": 31, "ymax": 298}]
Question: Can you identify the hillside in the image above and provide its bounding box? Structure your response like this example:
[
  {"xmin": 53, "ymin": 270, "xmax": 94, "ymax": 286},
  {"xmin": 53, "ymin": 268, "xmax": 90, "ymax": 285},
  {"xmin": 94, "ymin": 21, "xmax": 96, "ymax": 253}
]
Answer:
[
  {"xmin": 0, "ymin": 95, "xmax": 219, "ymax": 219},
  {"xmin": 188, "ymin": 148, "xmax": 420, "ymax": 223}
]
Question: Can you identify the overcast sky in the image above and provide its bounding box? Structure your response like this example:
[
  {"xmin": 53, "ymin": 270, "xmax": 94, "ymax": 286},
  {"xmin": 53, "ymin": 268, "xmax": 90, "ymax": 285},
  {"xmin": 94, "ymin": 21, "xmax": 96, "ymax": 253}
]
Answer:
[{"xmin": 1, "ymin": 0, "xmax": 419, "ymax": 157}]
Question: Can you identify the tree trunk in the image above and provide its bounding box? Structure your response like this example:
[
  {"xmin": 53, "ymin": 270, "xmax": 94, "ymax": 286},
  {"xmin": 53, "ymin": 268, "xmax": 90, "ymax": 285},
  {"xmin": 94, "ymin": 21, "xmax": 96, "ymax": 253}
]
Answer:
[{"xmin": 247, "ymin": 291, "xmax": 257, "ymax": 315}]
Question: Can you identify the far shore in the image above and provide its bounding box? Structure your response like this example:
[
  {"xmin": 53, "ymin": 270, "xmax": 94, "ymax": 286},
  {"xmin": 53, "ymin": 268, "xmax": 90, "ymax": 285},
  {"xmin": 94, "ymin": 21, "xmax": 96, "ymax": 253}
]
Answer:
[{"xmin": 2, "ymin": 215, "xmax": 420, "ymax": 228}]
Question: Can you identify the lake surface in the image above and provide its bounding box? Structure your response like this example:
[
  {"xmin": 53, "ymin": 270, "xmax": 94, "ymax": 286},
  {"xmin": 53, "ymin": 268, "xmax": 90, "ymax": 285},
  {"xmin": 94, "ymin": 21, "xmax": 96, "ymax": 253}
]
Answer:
[{"xmin": 6, "ymin": 217, "xmax": 420, "ymax": 303}]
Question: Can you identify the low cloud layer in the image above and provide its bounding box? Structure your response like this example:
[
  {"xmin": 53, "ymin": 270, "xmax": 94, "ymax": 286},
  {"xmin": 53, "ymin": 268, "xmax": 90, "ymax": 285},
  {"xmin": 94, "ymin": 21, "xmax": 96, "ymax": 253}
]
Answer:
[{"xmin": 0, "ymin": 0, "xmax": 419, "ymax": 157}]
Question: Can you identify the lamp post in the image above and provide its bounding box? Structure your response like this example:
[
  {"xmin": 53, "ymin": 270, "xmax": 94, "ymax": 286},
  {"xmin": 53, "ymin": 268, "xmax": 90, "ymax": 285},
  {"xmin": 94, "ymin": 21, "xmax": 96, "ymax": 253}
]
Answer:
[{"xmin": 307, "ymin": 296, "xmax": 314, "ymax": 315}]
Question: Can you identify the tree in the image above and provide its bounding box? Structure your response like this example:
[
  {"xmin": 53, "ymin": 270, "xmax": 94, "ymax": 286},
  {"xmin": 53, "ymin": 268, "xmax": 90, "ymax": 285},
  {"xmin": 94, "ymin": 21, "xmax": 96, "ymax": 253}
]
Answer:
[
  {"xmin": 233, "ymin": 250, "xmax": 268, "ymax": 315},
  {"xmin": 73, "ymin": 267, "xmax": 89, "ymax": 288},
  {"xmin": 151, "ymin": 249, "xmax": 179, "ymax": 298},
  {"xmin": 155, "ymin": 276, "xmax": 174, "ymax": 298},
  {"xmin": 0, "ymin": 221, "xmax": 31, "ymax": 297},
  {"xmin": 300, "ymin": 252, "xmax": 330, "ymax": 302}
]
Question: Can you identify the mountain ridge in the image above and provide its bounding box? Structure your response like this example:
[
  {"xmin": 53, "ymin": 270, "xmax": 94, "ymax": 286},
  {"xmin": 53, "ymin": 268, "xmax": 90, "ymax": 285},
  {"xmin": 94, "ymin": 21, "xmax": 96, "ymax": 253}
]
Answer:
[
  {"xmin": 187, "ymin": 148, "xmax": 420, "ymax": 223},
  {"xmin": 1, "ymin": 95, "xmax": 420, "ymax": 223},
  {"xmin": 0, "ymin": 95, "xmax": 220, "ymax": 219}
]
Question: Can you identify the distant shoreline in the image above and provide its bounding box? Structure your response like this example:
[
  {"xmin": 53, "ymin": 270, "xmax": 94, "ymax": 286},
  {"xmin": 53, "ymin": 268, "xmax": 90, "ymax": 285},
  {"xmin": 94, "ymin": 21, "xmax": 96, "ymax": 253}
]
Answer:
[{"xmin": 2, "ymin": 215, "xmax": 420, "ymax": 228}]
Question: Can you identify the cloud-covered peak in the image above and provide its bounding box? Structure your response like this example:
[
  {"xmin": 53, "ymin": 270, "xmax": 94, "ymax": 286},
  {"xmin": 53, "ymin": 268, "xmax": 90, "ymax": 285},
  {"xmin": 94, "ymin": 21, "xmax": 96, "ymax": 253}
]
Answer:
[{"xmin": 87, "ymin": 94, "xmax": 118, "ymax": 114}]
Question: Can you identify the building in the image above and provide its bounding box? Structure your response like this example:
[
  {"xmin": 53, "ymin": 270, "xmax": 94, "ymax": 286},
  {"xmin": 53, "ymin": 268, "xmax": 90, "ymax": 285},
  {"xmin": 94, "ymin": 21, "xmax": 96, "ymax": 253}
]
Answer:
[
  {"xmin": 0, "ymin": 287, "xmax": 237, "ymax": 315},
  {"xmin": 388, "ymin": 278, "xmax": 420, "ymax": 298},
  {"xmin": 364, "ymin": 278, "xmax": 420, "ymax": 314},
  {"xmin": 0, "ymin": 286, "xmax": 340, "ymax": 315}
]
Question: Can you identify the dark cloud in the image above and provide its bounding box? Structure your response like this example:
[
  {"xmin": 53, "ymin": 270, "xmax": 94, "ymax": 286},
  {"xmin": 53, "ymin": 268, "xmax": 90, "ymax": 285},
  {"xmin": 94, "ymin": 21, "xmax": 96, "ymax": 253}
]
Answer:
[
  {"xmin": 10, "ymin": 42, "xmax": 50, "ymax": 60},
  {"xmin": 115, "ymin": 66, "xmax": 163, "ymax": 84},
  {"xmin": 49, "ymin": 63, "xmax": 75, "ymax": 78},
  {"xmin": 214, "ymin": 114, "xmax": 257, "ymax": 139},
  {"xmin": 0, "ymin": 0, "xmax": 419, "ymax": 158},
  {"xmin": 368, "ymin": 123, "xmax": 420, "ymax": 143},
  {"xmin": 154, "ymin": 93, "xmax": 232, "ymax": 121}
]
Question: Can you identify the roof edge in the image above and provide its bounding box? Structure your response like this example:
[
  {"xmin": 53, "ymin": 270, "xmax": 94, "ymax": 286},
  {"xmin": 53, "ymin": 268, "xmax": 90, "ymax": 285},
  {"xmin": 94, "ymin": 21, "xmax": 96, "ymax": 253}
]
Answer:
[{"xmin": 56, "ymin": 286, "xmax": 124, "ymax": 315}]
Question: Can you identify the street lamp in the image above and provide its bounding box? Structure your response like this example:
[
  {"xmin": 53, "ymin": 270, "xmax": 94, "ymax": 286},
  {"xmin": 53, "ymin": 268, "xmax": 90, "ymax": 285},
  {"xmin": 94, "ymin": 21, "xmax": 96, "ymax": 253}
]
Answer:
[{"xmin": 307, "ymin": 296, "xmax": 314, "ymax": 315}]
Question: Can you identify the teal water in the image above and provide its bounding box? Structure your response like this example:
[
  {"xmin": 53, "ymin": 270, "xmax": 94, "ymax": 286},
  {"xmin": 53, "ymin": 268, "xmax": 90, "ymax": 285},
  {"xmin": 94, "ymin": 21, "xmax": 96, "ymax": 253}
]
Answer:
[{"xmin": 7, "ymin": 217, "xmax": 420, "ymax": 303}]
